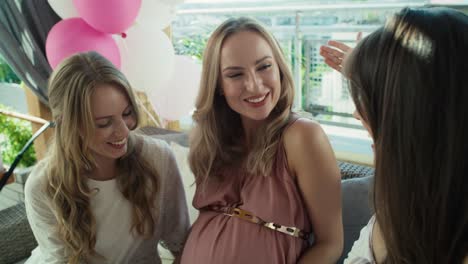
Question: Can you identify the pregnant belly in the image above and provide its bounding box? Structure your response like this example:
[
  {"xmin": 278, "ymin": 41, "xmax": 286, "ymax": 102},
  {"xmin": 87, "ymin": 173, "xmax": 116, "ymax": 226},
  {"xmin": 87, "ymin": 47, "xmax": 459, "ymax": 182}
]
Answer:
[{"xmin": 180, "ymin": 211, "xmax": 305, "ymax": 264}]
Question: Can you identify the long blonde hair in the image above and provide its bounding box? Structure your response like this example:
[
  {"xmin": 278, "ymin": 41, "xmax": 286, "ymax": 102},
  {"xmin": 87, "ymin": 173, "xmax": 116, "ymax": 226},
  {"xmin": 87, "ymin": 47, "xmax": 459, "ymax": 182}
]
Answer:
[
  {"xmin": 45, "ymin": 52, "xmax": 160, "ymax": 263},
  {"xmin": 189, "ymin": 17, "xmax": 295, "ymax": 181}
]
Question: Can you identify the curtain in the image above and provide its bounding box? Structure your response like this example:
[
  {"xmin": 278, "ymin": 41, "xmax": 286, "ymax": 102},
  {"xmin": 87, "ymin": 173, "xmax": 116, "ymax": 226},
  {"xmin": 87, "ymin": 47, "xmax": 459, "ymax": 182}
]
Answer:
[{"xmin": 0, "ymin": 0, "xmax": 60, "ymax": 105}]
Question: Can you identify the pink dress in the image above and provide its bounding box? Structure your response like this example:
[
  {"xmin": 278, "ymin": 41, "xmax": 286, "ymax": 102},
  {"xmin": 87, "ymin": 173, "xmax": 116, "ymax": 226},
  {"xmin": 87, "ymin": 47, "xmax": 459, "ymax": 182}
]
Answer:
[{"xmin": 181, "ymin": 121, "xmax": 312, "ymax": 264}]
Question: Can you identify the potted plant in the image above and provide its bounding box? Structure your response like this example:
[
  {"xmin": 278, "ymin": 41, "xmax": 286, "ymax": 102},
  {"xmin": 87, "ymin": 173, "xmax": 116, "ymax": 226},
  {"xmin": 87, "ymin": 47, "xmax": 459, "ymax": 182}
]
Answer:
[{"xmin": 0, "ymin": 104, "xmax": 36, "ymax": 191}]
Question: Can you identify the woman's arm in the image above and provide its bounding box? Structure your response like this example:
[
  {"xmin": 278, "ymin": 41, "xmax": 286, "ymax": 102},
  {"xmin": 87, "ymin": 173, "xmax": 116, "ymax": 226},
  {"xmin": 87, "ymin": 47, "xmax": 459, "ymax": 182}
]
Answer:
[
  {"xmin": 284, "ymin": 119, "xmax": 343, "ymax": 264},
  {"xmin": 24, "ymin": 164, "xmax": 69, "ymax": 264},
  {"xmin": 158, "ymin": 143, "xmax": 190, "ymax": 261}
]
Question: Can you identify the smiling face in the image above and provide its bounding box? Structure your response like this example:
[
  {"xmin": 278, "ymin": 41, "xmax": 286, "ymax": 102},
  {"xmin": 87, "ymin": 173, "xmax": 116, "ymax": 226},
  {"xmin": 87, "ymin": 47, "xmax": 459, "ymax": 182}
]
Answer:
[
  {"xmin": 219, "ymin": 30, "xmax": 281, "ymax": 128},
  {"xmin": 88, "ymin": 84, "xmax": 136, "ymax": 164}
]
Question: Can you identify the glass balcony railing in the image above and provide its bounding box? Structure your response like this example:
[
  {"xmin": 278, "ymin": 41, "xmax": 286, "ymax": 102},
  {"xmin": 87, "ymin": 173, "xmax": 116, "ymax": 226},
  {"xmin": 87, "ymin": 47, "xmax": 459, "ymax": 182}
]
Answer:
[{"xmin": 172, "ymin": 1, "xmax": 465, "ymax": 128}]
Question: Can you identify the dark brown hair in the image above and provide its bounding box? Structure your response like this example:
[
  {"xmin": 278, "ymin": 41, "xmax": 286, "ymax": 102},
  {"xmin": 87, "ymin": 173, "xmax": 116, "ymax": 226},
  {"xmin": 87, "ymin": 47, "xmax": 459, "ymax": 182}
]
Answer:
[{"xmin": 346, "ymin": 7, "xmax": 468, "ymax": 263}]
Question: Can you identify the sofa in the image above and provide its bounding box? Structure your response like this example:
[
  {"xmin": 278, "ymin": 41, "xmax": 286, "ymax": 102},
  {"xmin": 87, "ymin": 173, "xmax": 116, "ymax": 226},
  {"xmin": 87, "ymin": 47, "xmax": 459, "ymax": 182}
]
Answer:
[{"xmin": 0, "ymin": 127, "xmax": 374, "ymax": 264}]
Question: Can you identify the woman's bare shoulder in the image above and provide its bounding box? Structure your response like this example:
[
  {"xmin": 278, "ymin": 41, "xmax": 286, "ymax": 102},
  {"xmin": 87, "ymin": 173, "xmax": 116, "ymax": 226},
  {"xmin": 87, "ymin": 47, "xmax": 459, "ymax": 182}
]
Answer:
[{"xmin": 283, "ymin": 118, "xmax": 331, "ymax": 171}]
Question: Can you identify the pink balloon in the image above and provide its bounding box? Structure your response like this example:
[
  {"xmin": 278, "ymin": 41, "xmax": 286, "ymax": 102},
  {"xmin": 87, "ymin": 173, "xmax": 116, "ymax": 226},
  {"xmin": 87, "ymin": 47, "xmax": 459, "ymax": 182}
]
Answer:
[
  {"xmin": 46, "ymin": 18, "xmax": 121, "ymax": 69},
  {"xmin": 73, "ymin": 0, "xmax": 142, "ymax": 34}
]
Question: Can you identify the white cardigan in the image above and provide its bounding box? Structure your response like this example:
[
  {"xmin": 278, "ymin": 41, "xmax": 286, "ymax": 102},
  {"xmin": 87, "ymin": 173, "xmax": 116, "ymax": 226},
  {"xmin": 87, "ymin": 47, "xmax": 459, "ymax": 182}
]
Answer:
[{"xmin": 24, "ymin": 136, "xmax": 189, "ymax": 264}]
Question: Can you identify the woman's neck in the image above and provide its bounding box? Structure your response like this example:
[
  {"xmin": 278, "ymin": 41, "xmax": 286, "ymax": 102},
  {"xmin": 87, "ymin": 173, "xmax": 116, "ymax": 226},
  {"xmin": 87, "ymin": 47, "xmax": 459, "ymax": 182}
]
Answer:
[
  {"xmin": 88, "ymin": 157, "xmax": 118, "ymax": 181},
  {"xmin": 241, "ymin": 117, "xmax": 265, "ymax": 147}
]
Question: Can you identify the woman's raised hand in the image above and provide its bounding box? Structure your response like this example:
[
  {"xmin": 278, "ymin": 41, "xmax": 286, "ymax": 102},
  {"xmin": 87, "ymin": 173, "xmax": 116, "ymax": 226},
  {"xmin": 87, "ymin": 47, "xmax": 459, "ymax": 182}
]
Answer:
[{"xmin": 319, "ymin": 32, "xmax": 362, "ymax": 74}]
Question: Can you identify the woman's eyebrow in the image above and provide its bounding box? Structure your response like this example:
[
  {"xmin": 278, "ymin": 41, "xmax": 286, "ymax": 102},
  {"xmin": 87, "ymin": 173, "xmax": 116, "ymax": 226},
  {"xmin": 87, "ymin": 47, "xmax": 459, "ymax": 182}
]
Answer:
[
  {"xmin": 95, "ymin": 104, "xmax": 131, "ymax": 120},
  {"xmin": 255, "ymin": 55, "xmax": 272, "ymax": 64},
  {"xmin": 222, "ymin": 56, "xmax": 272, "ymax": 72}
]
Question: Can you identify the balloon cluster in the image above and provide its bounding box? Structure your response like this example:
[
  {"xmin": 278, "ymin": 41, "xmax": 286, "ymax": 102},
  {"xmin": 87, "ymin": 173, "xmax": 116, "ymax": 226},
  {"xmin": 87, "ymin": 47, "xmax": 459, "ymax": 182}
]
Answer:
[{"xmin": 46, "ymin": 0, "xmax": 200, "ymax": 121}]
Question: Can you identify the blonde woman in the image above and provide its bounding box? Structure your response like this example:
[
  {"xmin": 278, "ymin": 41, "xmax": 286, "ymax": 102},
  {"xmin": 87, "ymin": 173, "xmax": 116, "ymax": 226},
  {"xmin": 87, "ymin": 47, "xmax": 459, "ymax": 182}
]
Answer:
[
  {"xmin": 180, "ymin": 17, "xmax": 343, "ymax": 264},
  {"xmin": 24, "ymin": 52, "xmax": 189, "ymax": 264}
]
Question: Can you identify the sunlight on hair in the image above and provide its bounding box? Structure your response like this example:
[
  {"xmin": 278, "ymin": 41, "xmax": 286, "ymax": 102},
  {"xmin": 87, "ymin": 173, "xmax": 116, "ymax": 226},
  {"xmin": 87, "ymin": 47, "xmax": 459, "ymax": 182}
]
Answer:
[{"xmin": 385, "ymin": 15, "xmax": 433, "ymax": 61}]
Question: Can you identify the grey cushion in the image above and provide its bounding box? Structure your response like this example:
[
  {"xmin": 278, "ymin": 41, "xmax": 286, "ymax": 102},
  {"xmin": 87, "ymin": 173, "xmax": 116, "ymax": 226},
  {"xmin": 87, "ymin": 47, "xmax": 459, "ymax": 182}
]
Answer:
[
  {"xmin": 0, "ymin": 203, "xmax": 37, "ymax": 264},
  {"xmin": 138, "ymin": 127, "xmax": 189, "ymax": 147},
  {"xmin": 338, "ymin": 175, "xmax": 374, "ymax": 264},
  {"xmin": 338, "ymin": 161, "xmax": 374, "ymax": 180},
  {"xmin": 151, "ymin": 133, "xmax": 189, "ymax": 148}
]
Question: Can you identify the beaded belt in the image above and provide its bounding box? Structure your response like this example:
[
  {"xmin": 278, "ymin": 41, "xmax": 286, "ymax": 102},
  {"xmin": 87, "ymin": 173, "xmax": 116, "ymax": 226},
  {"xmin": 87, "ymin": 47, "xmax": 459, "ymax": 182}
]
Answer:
[{"xmin": 207, "ymin": 205, "xmax": 310, "ymax": 240}]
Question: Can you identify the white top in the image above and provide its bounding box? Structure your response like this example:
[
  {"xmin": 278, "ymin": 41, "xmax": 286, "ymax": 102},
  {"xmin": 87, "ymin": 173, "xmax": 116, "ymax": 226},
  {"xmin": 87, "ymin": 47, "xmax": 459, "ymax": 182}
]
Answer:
[
  {"xmin": 344, "ymin": 215, "xmax": 376, "ymax": 264},
  {"xmin": 24, "ymin": 136, "xmax": 189, "ymax": 264}
]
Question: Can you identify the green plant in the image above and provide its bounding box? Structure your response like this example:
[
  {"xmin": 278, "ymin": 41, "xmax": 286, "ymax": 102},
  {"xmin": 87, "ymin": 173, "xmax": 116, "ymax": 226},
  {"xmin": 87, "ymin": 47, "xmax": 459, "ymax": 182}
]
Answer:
[
  {"xmin": 0, "ymin": 104, "xmax": 37, "ymax": 167},
  {"xmin": 0, "ymin": 55, "xmax": 21, "ymax": 84},
  {"xmin": 174, "ymin": 34, "xmax": 208, "ymax": 61}
]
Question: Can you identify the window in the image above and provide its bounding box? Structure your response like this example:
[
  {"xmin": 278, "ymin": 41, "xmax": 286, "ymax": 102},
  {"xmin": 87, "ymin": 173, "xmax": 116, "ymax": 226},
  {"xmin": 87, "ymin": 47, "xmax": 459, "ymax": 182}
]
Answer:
[
  {"xmin": 172, "ymin": 0, "xmax": 468, "ymax": 164},
  {"xmin": 172, "ymin": 0, "xmax": 427, "ymax": 129}
]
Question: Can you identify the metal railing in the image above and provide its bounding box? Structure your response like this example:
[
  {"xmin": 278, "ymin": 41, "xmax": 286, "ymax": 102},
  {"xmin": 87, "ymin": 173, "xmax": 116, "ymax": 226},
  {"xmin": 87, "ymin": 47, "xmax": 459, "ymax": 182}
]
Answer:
[
  {"xmin": 172, "ymin": 1, "xmax": 427, "ymax": 128},
  {"xmin": 0, "ymin": 110, "xmax": 54, "ymax": 191}
]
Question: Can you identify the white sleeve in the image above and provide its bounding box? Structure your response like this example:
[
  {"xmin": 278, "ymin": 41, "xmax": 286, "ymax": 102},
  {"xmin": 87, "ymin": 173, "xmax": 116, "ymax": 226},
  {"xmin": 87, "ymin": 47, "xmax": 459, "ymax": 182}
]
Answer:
[
  {"xmin": 24, "ymin": 165, "xmax": 69, "ymax": 264},
  {"xmin": 343, "ymin": 215, "xmax": 375, "ymax": 264}
]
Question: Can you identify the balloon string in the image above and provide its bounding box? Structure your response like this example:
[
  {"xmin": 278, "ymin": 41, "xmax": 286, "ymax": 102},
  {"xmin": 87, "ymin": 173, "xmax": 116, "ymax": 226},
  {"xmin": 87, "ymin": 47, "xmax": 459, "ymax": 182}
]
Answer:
[
  {"xmin": 136, "ymin": 96, "xmax": 162, "ymax": 128},
  {"xmin": 119, "ymin": 36, "xmax": 162, "ymax": 128},
  {"xmin": 120, "ymin": 36, "xmax": 129, "ymax": 58}
]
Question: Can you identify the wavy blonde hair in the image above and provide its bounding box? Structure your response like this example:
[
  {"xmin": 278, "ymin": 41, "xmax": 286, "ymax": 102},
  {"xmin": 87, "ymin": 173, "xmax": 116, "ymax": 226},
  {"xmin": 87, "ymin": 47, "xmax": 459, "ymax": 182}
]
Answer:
[
  {"xmin": 45, "ymin": 52, "xmax": 160, "ymax": 263},
  {"xmin": 189, "ymin": 17, "xmax": 295, "ymax": 181}
]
